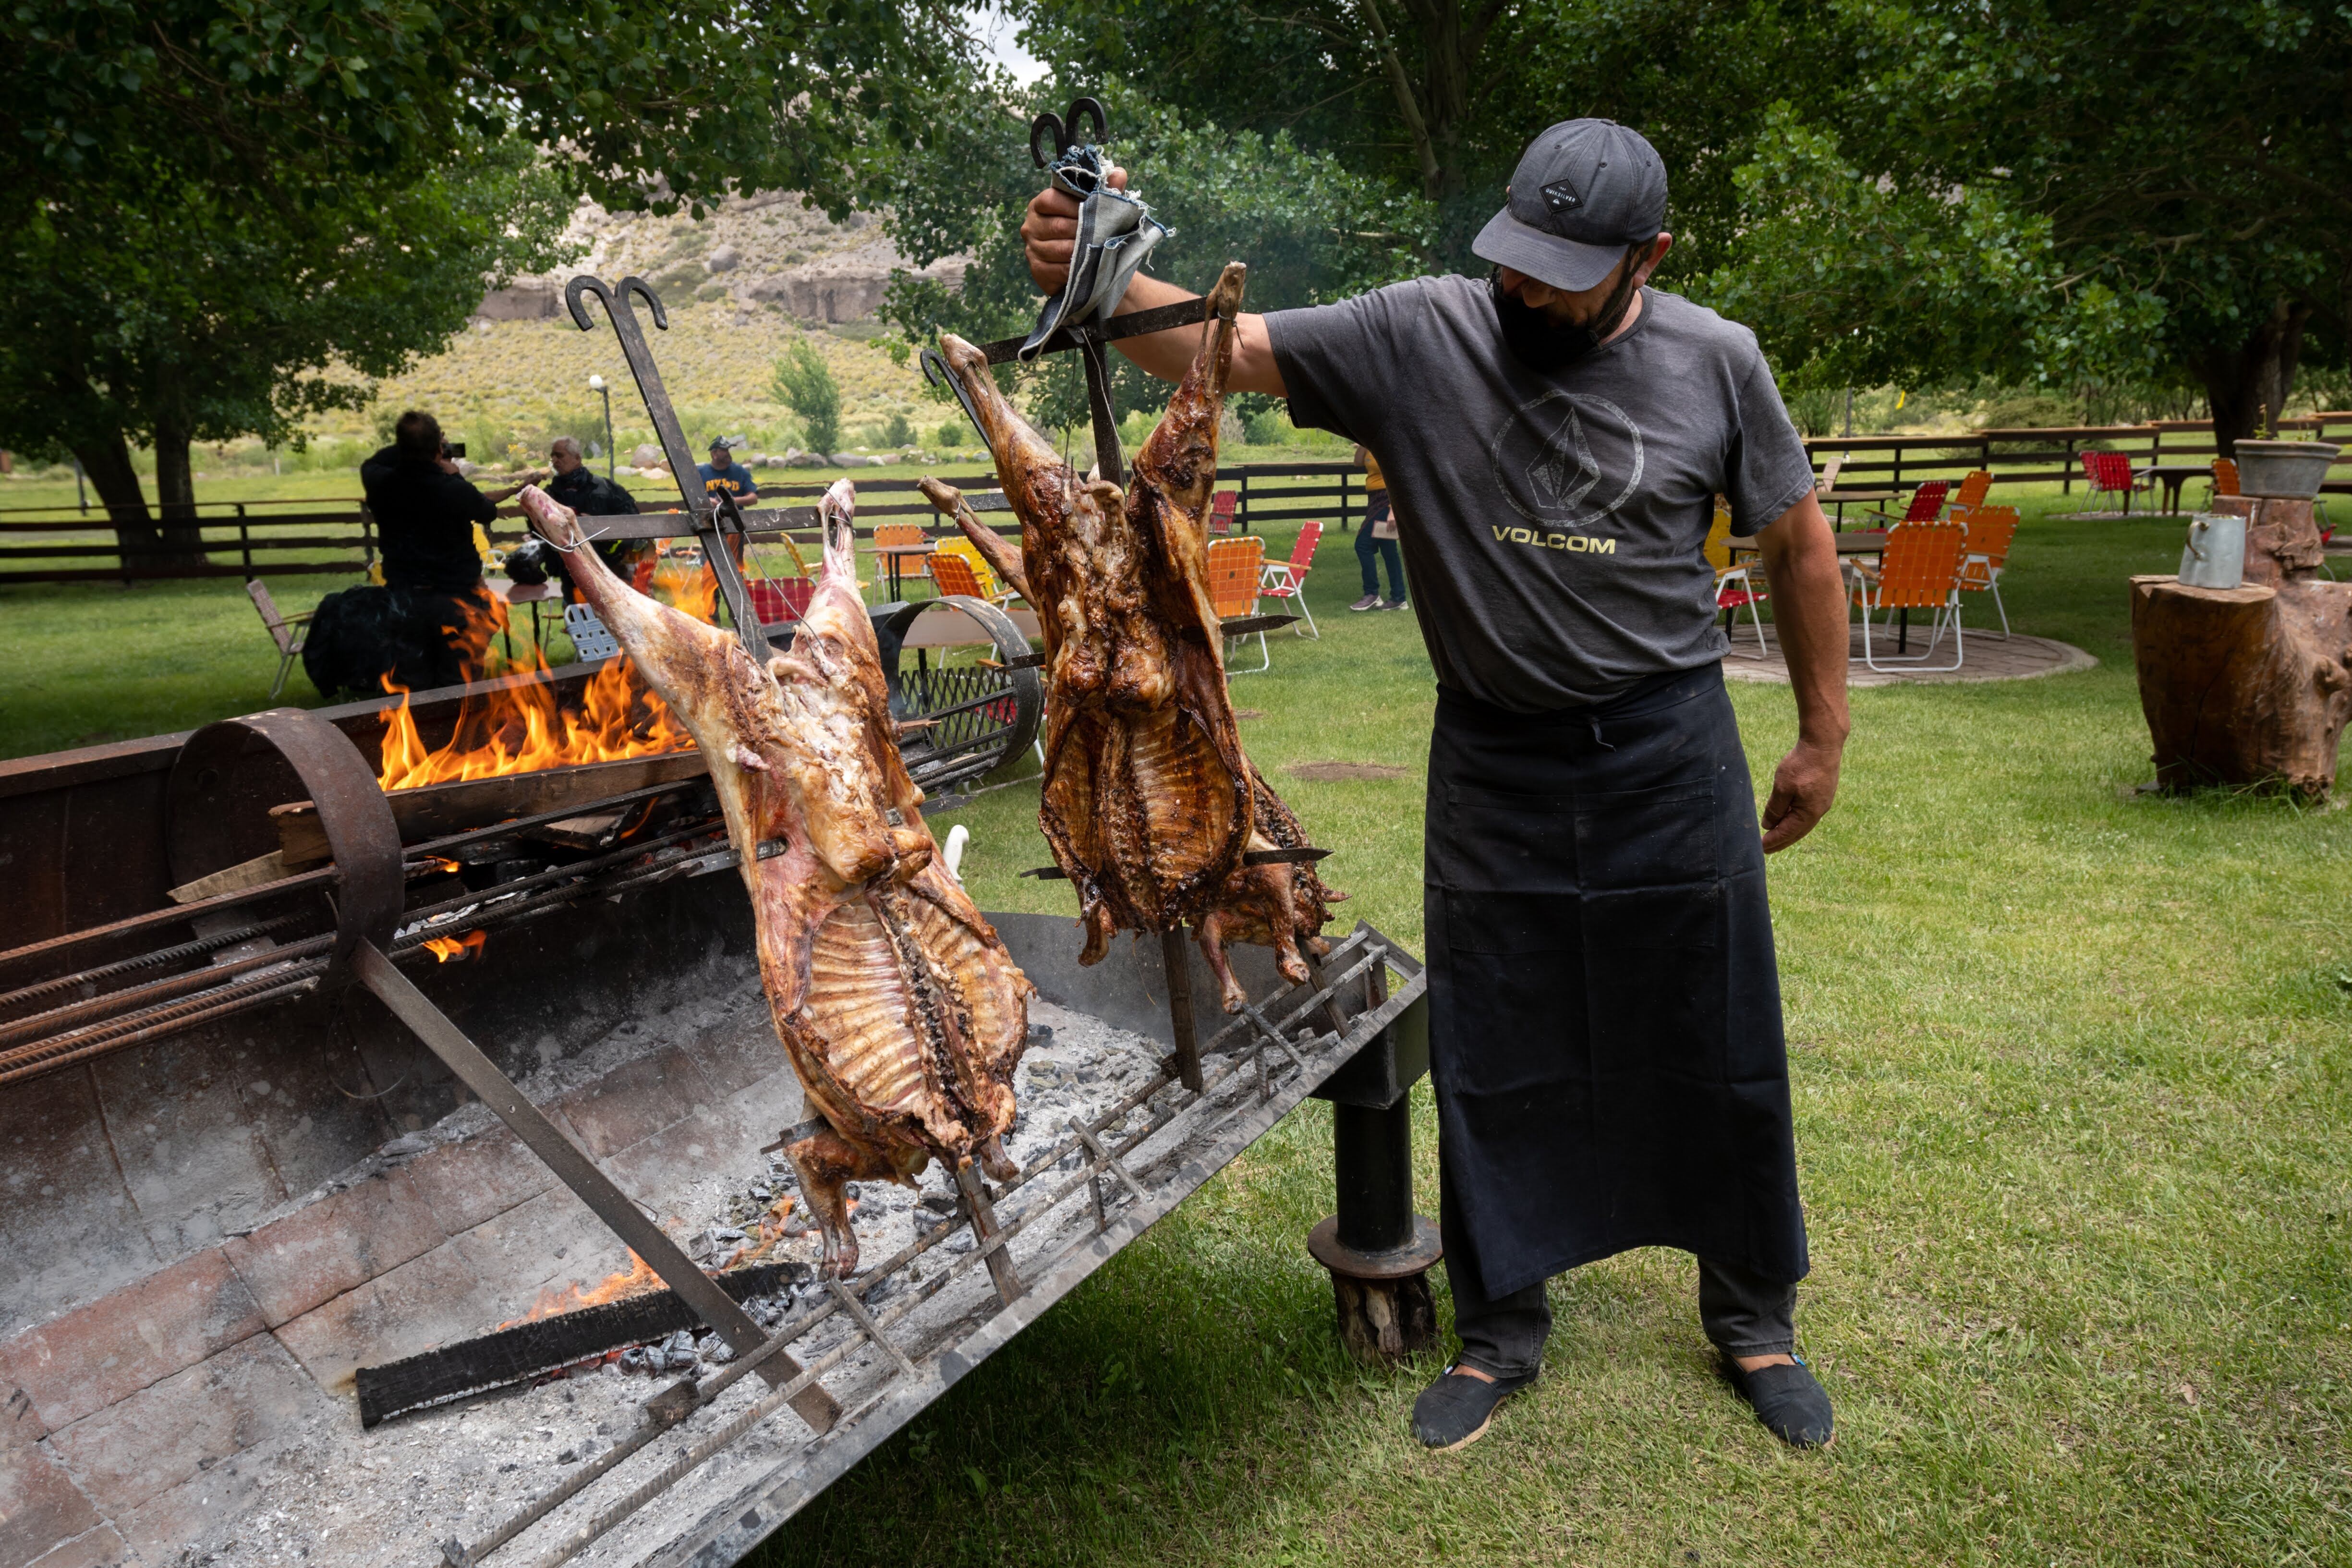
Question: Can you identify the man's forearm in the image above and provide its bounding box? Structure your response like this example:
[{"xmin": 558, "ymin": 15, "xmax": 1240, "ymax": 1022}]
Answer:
[
  {"xmin": 1758, "ymin": 498, "xmax": 1851, "ymax": 748},
  {"xmin": 1103, "ymin": 275, "xmax": 1287, "ymax": 396}
]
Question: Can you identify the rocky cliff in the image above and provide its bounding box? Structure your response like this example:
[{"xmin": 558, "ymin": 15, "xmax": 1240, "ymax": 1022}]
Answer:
[{"xmin": 476, "ymin": 192, "xmax": 964, "ymax": 325}]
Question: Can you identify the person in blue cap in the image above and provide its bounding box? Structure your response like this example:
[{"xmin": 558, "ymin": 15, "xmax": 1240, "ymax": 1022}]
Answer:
[{"xmin": 1023, "ymin": 118, "xmax": 1850, "ymax": 1453}]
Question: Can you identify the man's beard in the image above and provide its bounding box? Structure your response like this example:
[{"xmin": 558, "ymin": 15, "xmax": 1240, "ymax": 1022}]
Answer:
[{"xmin": 1489, "ymin": 254, "xmax": 1645, "ymax": 373}]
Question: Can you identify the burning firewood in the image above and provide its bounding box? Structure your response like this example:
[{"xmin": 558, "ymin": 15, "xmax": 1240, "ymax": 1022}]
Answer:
[{"xmin": 518, "ymin": 479, "xmax": 1033, "ymax": 1278}]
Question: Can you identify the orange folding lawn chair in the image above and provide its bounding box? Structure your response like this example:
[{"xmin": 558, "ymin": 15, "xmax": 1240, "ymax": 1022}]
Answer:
[
  {"xmin": 1953, "ymin": 505, "xmax": 2019, "ymax": 639},
  {"xmin": 1207, "ymin": 535, "xmax": 1269, "ymax": 673},
  {"xmin": 1846, "ymin": 520, "xmax": 1967, "ymax": 671},
  {"xmin": 1257, "ymin": 521, "xmax": 1322, "ymax": 638},
  {"xmin": 1944, "ymin": 469, "xmax": 1992, "ymax": 515},
  {"xmin": 1703, "ymin": 502, "xmax": 1766, "ymax": 657}
]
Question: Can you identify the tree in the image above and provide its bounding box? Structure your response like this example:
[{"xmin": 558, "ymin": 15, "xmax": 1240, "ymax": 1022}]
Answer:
[
  {"xmin": 5, "ymin": 0, "xmax": 973, "ymax": 224},
  {"xmin": 1696, "ymin": 1, "xmax": 2352, "ymax": 449},
  {"xmin": 0, "ymin": 0, "xmax": 978, "ymax": 561},
  {"xmin": 774, "ymin": 341, "xmax": 844, "ymax": 455},
  {"xmin": 0, "ymin": 139, "xmax": 569, "ymax": 567},
  {"xmin": 1010, "ymin": 0, "xmax": 1827, "ymax": 275},
  {"xmin": 1001, "ymin": 1, "xmax": 2352, "ymax": 449}
]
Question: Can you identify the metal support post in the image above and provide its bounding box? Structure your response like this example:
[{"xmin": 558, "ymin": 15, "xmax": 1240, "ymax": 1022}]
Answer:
[
  {"xmin": 1307, "ymin": 1094, "xmax": 1442, "ymax": 1363},
  {"xmin": 1160, "ymin": 927, "xmax": 1203, "ymax": 1091},
  {"xmin": 1305, "ymin": 945, "xmax": 1441, "ymax": 1361},
  {"xmin": 1332, "ymin": 1099, "xmax": 1415, "ymax": 1254}
]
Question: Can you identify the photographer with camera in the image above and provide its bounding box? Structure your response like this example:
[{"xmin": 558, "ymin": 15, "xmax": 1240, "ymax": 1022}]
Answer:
[{"xmin": 350, "ymin": 410, "xmax": 538, "ymax": 688}]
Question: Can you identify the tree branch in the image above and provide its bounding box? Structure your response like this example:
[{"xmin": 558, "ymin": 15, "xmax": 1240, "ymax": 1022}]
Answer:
[{"xmin": 1354, "ymin": 0, "xmax": 1443, "ymax": 200}]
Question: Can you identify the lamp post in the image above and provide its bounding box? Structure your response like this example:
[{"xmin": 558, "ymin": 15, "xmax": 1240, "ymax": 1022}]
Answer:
[{"xmin": 589, "ymin": 375, "xmax": 614, "ymax": 480}]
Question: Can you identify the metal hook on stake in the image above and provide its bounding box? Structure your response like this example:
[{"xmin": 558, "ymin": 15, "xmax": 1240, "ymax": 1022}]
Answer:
[{"xmin": 563, "ymin": 274, "xmax": 769, "ymax": 652}]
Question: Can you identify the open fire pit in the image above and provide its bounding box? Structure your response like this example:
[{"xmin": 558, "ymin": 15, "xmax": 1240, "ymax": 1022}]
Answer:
[{"xmin": 0, "ymin": 689, "xmax": 1428, "ymax": 1568}]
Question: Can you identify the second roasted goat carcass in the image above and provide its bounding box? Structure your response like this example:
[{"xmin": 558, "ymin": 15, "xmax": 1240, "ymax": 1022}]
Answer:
[
  {"xmin": 925, "ymin": 261, "xmax": 1338, "ymax": 1010},
  {"xmin": 520, "ymin": 479, "xmax": 1032, "ymax": 1278}
]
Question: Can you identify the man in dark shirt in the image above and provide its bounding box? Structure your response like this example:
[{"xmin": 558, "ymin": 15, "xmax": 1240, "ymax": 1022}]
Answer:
[
  {"xmin": 695, "ymin": 438, "xmax": 759, "ymax": 505},
  {"xmin": 359, "ymin": 411, "xmax": 536, "ymax": 685},
  {"xmin": 543, "ymin": 436, "xmax": 647, "ymax": 599},
  {"xmin": 1025, "ymin": 120, "xmax": 1854, "ymax": 1454}
]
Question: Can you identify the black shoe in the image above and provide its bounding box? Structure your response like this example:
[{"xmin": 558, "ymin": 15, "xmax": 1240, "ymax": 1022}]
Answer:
[
  {"xmin": 1724, "ymin": 1356, "xmax": 1834, "ymax": 1448},
  {"xmin": 1410, "ymin": 1364, "xmax": 1534, "ymax": 1451}
]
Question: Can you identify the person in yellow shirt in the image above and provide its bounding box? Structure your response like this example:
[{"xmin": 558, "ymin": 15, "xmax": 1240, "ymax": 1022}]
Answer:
[{"xmin": 1351, "ymin": 443, "xmax": 1407, "ymax": 611}]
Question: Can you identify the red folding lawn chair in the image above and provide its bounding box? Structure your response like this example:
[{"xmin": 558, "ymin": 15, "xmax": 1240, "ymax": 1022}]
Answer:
[
  {"xmin": 1257, "ymin": 520, "xmax": 1321, "ymax": 638},
  {"xmin": 1867, "ymin": 480, "xmax": 1950, "ymax": 527}
]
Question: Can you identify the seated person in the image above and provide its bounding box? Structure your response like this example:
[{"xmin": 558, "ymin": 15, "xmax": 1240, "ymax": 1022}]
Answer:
[
  {"xmin": 358, "ymin": 411, "xmax": 536, "ymax": 688},
  {"xmin": 542, "ymin": 436, "xmax": 649, "ymax": 599},
  {"xmin": 696, "ymin": 437, "xmax": 760, "ymax": 505}
]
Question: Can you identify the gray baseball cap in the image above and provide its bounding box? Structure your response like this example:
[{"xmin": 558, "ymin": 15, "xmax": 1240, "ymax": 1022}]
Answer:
[{"xmin": 1471, "ymin": 119, "xmax": 1667, "ymax": 292}]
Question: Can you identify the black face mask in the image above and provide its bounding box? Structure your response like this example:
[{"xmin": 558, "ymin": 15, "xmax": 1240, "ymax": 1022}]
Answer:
[{"xmin": 1489, "ymin": 251, "xmax": 1646, "ymax": 373}]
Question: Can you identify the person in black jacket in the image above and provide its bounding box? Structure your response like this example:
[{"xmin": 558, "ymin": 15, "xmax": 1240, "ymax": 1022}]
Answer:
[
  {"xmin": 542, "ymin": 436, "xmax": 649, "ymax": 599},
  {"xmin": 358, "ymin": 410, "xmax": 538, "ymax": 688}
]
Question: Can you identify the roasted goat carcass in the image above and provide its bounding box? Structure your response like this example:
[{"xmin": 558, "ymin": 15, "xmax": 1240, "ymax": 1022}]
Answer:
[
  {"xmin": 925, "ymin": 261, "xmax": 1337, "ymax": 1010},
  {"xmin": 519, "ymin": 480, "xmax": 1032, "ymax": 1277}
]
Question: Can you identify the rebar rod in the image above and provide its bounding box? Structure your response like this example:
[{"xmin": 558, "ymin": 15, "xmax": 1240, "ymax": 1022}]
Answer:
[{"xmin": 0, "ymin": 915, "xmax": 298, "ymax": 1018}]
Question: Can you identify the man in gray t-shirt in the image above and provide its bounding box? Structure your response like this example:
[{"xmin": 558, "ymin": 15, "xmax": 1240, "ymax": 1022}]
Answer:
[{"xmin": 1025, "ymin": 118, "xmax": 1853, "ymax": 1453}]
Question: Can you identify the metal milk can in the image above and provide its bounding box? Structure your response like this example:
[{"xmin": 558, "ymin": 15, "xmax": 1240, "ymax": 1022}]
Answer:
[{"xmin": 2179, "ymin": 511, "xmax": 2247, "ymax": 590}]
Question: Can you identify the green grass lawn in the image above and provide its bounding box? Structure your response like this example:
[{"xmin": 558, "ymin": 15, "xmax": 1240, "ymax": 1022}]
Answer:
[{"xmin": 6, "ymin": 489, "xmax": 2348, "ymax": 1562}]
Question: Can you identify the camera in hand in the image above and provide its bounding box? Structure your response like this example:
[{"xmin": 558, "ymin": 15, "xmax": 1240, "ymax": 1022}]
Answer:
[{"xmin": 440, "ymin": 441, "xmax": 467, "ymax": 460}]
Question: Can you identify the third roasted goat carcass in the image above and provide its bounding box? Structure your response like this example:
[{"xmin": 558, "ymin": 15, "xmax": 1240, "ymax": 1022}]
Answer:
[
  {"xmin": 520, "ymin": 479, "xmax": 1031, "ymax": 1277},
  {"xmin": 925, "ymin": 261, "xmax": 1337, "ymax": 1009}
]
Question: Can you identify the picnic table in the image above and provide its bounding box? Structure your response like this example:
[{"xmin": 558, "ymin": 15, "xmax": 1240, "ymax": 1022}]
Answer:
[
  {"xmin": 1817, "ymin": 485, "xmax": 1903, "ymax": 529},
  {"xmin": 1727, "ymin": 529, "xmax": 1888, "ymax": 560},
  {"xmin": 2136, "ymin": 462, "xmax": 2211, "ymax": 515},
  {"xmin": 487, "ymin": 577, "xmax": 564, "ymax": 658},
  {"xmin": 873, "ymin": 541, "xmax": 937, "ymax": 602}
]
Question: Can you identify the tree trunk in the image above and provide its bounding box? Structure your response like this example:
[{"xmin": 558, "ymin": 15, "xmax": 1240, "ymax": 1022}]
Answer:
[
  {"xmin": 69, "ymin": 431, "xmax": 167, "ymax": 576},
  {"xmin": 1363, "ymin": 0, "xmax": 1508, "ymax": 261},
  {"xmin": 2130, "ymin": 495, "xmax": 2352, "ymax": 797},
  {"xmin": 150, "ymin": 418, "xmax": 207, "ymax": 566},
  {"xmin": 2197, "ymin": 299, "xmax": 2313, "ymax": 456}
]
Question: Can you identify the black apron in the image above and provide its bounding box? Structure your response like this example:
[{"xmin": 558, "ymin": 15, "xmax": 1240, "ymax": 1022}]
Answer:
[{"xmin": 1425, "ymin": 662, "xmax": 1808, "ymax": 1301}]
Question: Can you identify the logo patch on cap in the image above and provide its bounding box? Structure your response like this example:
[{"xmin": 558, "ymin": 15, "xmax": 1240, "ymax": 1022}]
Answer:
[{"xmin": 1540, "ymin": 177, "xmax": 1583, "ymax": 213}]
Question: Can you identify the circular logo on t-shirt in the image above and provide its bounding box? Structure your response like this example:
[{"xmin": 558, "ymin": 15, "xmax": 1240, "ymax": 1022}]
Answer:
[{"xmin": 1487, "ymin": 390, "xmax": 1645, "ymax": 528}]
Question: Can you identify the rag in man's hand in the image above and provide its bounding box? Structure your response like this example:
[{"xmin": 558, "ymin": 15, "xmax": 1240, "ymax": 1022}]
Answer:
[{"xmin": 1019, "ymin": 142, "xmax": 1169, "ymax": 360}]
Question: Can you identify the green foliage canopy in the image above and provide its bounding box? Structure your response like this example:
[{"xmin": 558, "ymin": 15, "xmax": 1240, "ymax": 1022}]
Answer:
[
  {"xmin": 5, "ymin": 0, "xmax": 971, "ymax": 221},
  {"xmin": 986, "ymin": 0, "xmax": 2351, "ymax": 444},
  {"xmin": 876, "ymin": 78, "xmax": 1431, "ymax": 430}
]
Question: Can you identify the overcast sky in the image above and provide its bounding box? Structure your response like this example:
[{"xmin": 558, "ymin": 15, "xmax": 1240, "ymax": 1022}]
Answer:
[{"xmin": 968, "ymin": 4, "xmax": 1048, "ymax": 83}]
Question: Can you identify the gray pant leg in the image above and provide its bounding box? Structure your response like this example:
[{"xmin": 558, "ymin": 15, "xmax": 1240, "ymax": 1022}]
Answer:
[
  {"xmin": 1441, "ymin": 1172, "xmax": 1548, "ymax": 1378},
  {"xmin": 1697, "ymin": 1255, "xmax": 1798, "ymax": 1357}
]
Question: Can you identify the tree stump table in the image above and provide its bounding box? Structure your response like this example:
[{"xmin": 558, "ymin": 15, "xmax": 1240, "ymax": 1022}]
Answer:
[{"xmin": 2130, "ymin": 495, "xmax": 2352, "ymax": 797}]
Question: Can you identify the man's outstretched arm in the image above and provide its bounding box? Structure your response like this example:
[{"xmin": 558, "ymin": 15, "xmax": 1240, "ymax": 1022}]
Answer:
[
  {"xmin": 1022, "ymin": 167, "xmax": 1287, "ymax": 396},
  {"xmin": 1751, "ymin": 492, "xmax": 1850, "ymax": 852}
]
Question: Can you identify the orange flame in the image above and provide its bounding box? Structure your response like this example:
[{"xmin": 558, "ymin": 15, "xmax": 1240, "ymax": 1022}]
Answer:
[
  {"xmin": 424, "ymin": 930, "xmax": 486, "ymax": 963},
  {"xmin": 650, "ymin": 554, "xmax": 720, "ymax": 625},
  {"xmin": 499, "ymin": 1250, "xmax": 665, "ymax": 1329},
  {"xmin": 375, "ymin": 580, "xmax": 701, "ymax": 791}
]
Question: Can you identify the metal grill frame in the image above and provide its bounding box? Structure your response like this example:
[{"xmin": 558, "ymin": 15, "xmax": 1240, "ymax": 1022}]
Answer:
[{"xmin": 432, "ymin": 918, "xmax": 1422, "ymax": 1568}]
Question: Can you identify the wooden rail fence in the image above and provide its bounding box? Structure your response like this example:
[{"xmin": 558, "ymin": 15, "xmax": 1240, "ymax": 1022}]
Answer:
[
  {"xmin": 8, "ymin": 425, "xmax": 2351, "ymax": 587},
  {"xmin": 0, "ymin": 464, "xmax": 1372, "ymax": 586}
]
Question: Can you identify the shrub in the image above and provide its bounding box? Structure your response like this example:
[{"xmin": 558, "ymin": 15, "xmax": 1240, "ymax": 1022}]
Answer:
[
  {"xmin": 935, "ymin": 420, "xmax": 966, "ymax": 448},
  {"xmin": 883, "ymin": 411, "xmax": 913, "ymax": 447},
  {"xmin": 772, "ymin": 340, "xmax": 842, "ymax": 455}
]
